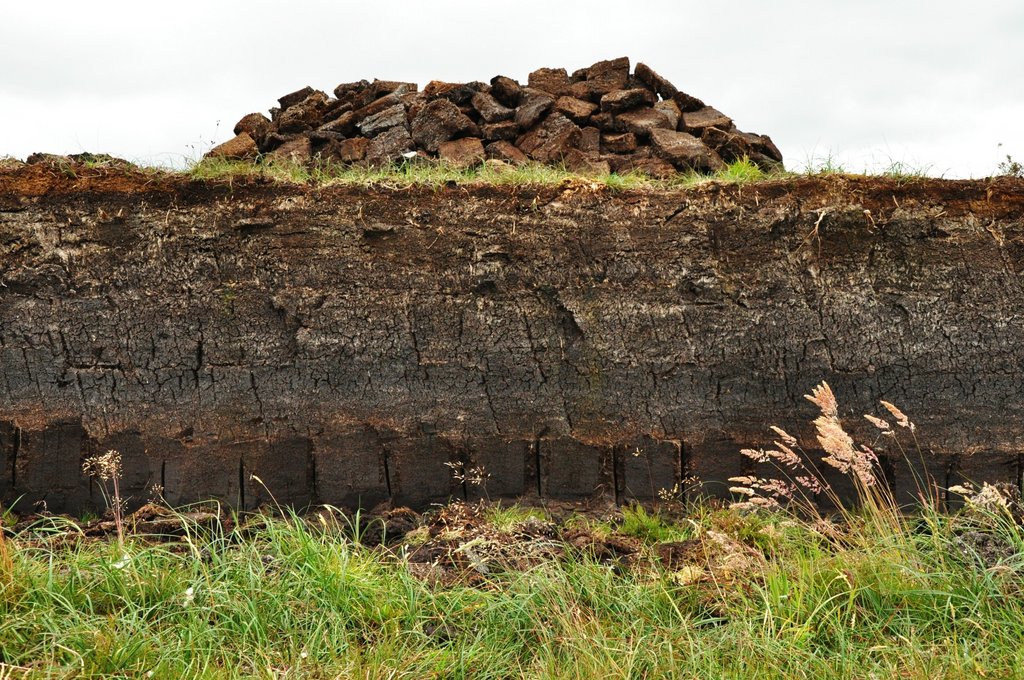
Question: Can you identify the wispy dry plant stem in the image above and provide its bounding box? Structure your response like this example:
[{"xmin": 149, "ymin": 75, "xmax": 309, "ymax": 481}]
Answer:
[
  {"xmin": 110, "ymin": 467, "xmax": 124, "ymax": 551},
  {"xmin": 83, "ymin": 449, "xmax": 126, "ymax": 552},
  {"xmin": 0, "ymin": 516, "xmax": 11, "ymax": 591}
]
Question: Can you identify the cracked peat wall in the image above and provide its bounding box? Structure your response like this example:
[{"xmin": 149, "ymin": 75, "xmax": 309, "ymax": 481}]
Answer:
[{"xmin": 1, "ymin": 163, "xmax": 1023, "ymax": 513}]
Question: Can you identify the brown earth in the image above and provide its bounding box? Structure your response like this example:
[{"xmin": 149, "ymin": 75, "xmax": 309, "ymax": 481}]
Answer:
[{"xmin": 1, "ymin": 161, "xmax": 1023, "ymax": 513}]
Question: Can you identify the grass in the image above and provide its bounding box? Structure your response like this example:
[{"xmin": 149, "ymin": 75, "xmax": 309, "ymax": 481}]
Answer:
[
  {"xmin": 2, "ymin": 494, "xmax": 1023, "ymax": 678},
  {"xmin": 798, "ymin": 152, "xmax": 937, "ymax": 180},
  {"xmin": 799, "ymin": 151, "xmax": 849, "ymax": 176},
  {"xmin": 23, "ymin": 148, "xmax": 1024, "ymax": 184},
  {"xmin": 617, "ymin": 504, "xmax": 693, "ymax": 543},
  {"xmin": 184, "ymin": 152, "xmax": 967, "ymax": 191},
  {"xmin": 482, "ymin": 502, "xmax": 549, "ymax": 531},
  {"xmin": 880, "ymin": 159, "xmax": 934, "ymax": 180},
  {"xmin": 183, "ymin": 155, "xmax": 784, "ymax": 191}
]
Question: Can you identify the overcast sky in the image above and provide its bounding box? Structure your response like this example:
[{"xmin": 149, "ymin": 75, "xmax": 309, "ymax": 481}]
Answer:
[{"xmin": 2, "ymin": 1, "xmax": 1022, "ymax": 178}]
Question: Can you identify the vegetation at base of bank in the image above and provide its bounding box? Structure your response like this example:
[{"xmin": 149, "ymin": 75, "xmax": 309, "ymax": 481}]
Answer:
[{"xmin": 2, "ymin": 480, "xmax": 1023, "ymax": 677}]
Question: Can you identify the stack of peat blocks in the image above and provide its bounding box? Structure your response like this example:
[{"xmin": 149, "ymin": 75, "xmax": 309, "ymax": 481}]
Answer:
[{"xmin": 209, "ymin": 57, "xmax": 782, "ymax": 176}]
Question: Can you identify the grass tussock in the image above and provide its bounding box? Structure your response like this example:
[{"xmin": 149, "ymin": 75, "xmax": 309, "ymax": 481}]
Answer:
[{"xmin": 2, "ymin": 383, "xmax": 1024, "ymax": 678}]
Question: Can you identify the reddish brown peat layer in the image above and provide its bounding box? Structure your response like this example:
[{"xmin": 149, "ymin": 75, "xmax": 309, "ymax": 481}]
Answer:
[{"xmin": 1, "ymin": 163, "xmax": 1023, "ymax": 512}]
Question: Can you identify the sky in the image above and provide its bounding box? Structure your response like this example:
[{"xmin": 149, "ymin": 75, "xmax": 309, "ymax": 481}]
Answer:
[{"xmin": 2, "ymin": 1, "xmax": 1022, "ymax": 178}]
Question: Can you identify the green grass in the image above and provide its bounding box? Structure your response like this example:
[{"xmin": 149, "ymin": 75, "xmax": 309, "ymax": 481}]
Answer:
[
  {"xmin": 713, "ymin": 156, "xmax": 768, "ymax": 183},
  {"xmin": 799, "ymin": 151, "xmax": 849, "ymax": 175},
  {"xmin": 798, "ymin": 152, "xmax": 942, "ymax": 181},
  {"xmin": 880, "ymin": 159, "xmax": 934, "ymax": 180},
  {"xmin": 187, "ymin": 152, "xmax": 957, "ymax": 191},
  {"xmin": 2, "ymin": 498, "xmax": 1023, "ymax": 678},
  {"xmin": 184, "ymin": 155, "xmax": 786, "ymax": 191},
  {"xmin": 482, "ymin": 502, "xmax": 549, "ymax": 531},
  {"xmin": 617, "ymin": 504, "xmax": 693, "ymax": 544}
]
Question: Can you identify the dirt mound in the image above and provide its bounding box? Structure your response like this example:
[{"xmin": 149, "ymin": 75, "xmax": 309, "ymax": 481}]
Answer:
[
  {"xmin": 368, "ymin": 502, "xmax": 767, "ymax": 588},
  {"xmin": 208, "ymin": 57, "xmax": 782, "ymax": 175}
]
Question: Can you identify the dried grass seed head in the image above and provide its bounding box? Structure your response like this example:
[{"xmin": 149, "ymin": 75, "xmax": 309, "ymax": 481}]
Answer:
[
  {"xmin": 83, "ymin": 449, "xmax": 123, "ymax": 481},
  {"xmin": 864, "ymin": 414, "xmax": 892, "ymax": 434},
  {"xmin": 769, "ymin": 443, "xmax": 801, "ymax": 468},
  {"xmin": 814, "ymin": 414, "xmax": 878, "ymax": 487},
  {"xmin": 879, "ymin": 400, "xmax": 915, "ymax": 431},
  {"xmin": 805, "ymin": 381, "xmax": 838, "ymax": 418},
  {"xmin": 769, "ymin": 425, "xmax": 798, "ymax": 446},
  {"xmin": 740, "ymin": 448, "xmax": 770, "ymax": 463}
]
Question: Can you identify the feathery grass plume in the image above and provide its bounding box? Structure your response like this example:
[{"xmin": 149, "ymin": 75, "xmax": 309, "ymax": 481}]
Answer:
[
  {"xmin": 947, "ymin": 483, "xmax": 974, "ymax": 497},
  {"xmin": 740, "ymin": 448, "xmax": 770, "ymax": 464},
  {"xmin": 864, "ymin": 414, "xmax": 893, "ymax": 435},
  {"xmin": 870, "ymin": 396, "xmax": 934, "ymax": 505},
  {"xmin": 795, "ymin": 475, "xmax": 823, "ymax": 494},
  {"xmin": 805, "ymin": 381, "xmax": 838, "ymax": 418},
  {"xmin": 732, "ymin": 381, "xmax": 909, "ymax": 514},
  {"xmin": 804, "ymin": 381, "xmax": 880, "ymax": 489},
  {"xmin": 728, "ymin": 484, "xmax": 756, "ymax": 497},
  {"xmin": 813, "ymin": 414, "xmax": 878, "ymax": 488},
  {"xmin": 950, "ymin": 482, "xmax": 1013, "ymax": 515},
  {"xmin": 771, "ymin": 442, "xmax": 801, "ymax": 468},
  {"xmin": 769, "ymin": 426, "xmax": 797, "ymax": 446},
  {"xmin": 728, "ymin": 475, "xmax": 800, "ymax": 511},
  {"xmin": 740, "ymin": 440, "xmax": 823, "ymax": 497},
  {"xmin": 880, "ymin": 400, "xmax": 915, "ymax": 431}
]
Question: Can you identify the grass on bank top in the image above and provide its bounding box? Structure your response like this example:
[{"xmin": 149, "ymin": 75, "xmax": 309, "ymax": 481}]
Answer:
[
  {"xmin": 184, "ymin": 153, "xmax": 950, "ymax": 192},
  {"xmin": 185, "ymin": 155, "xmax": 787, "ymax": 191},
  {"xmin": 5, "ymin": 150, "xmax": 960, "ymax": 190}
]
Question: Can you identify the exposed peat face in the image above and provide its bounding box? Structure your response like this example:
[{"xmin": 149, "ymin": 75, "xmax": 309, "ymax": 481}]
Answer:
[{"xmin": 1, "ymin": 161, "xmax": 1023, "ymax": 512}]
